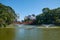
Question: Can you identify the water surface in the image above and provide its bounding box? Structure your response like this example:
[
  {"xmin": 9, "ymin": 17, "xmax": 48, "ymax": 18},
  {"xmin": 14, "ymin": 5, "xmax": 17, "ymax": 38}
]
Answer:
[{"xmin": 0, "ymin": 25, "xmax": 60, "ymax": 40}]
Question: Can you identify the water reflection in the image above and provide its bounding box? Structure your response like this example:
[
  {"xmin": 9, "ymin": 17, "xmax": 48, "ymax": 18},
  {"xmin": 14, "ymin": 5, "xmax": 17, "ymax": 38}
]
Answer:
[
  {"xmin": 43, "ymin": 28, "xmax": 60, "ymax": 40},
  {"xmin": 0, "ymin": 28, "xmax": 15, "ymax": 40},
  {"xmin": 0, "ymin": 25, "xmax": 60, "ymax": 40},
  {"xmin": 15, "ymin": 28, "xmax": 43, "ymax": 40},
  {"xmin": 15, "ymin": 25, "xmax": 60, "ymax": 40}
]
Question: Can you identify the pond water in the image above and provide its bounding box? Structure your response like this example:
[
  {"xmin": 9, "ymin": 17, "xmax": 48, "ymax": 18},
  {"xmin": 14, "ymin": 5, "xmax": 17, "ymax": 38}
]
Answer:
[{"xmin": 0, "ymin": 24, "xmax": 60, "ymax": 40}]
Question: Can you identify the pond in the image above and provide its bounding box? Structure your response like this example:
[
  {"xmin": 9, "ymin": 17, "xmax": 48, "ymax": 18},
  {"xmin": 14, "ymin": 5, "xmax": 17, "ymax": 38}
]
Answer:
[{"xmin": 0, "ymin": 24, "xmax": 60, "ymax": 40}]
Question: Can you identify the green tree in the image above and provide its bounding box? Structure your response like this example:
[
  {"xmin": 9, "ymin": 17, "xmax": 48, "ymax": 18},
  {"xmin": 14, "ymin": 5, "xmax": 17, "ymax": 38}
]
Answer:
[{"xmin": 0, "ymin": 3, "xmax": 17, "ymax": 27}]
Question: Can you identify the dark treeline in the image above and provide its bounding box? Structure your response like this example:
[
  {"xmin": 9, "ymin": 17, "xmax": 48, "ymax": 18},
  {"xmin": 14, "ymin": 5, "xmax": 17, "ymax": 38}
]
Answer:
[
  {"xmin": 23, "ymin": 7, "xmax": 60, "ymax": 25},
  {"xmin": 0, "ymin": 3, "xmax": 17, "ymax": 27},
  {"xmin": 35, "ymin": 7, "xmax": 60, "ymax": 25}
]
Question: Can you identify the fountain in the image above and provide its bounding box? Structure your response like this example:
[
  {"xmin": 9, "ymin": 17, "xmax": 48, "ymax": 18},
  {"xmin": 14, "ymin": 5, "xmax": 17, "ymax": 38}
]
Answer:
[
  {"xmin": 41, "ymin": 24, "xmax": 54, "ymax": 28},
  {"xmin": 45, "ymin": 25, "xmax": 50, "ymax": 28}
]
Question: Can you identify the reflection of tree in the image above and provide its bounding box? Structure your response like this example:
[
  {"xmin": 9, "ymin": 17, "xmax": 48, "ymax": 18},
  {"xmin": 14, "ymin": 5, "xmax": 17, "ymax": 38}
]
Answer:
[{"xmin": 0, "ymin": 28, "xmax": 15, "ymax": 40}]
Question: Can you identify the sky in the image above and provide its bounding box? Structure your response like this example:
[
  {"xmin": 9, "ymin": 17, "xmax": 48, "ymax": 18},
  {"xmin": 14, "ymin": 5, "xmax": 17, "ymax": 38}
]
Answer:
[{"xmin": 0, "ymin": 0, "xmax": 60, "ymax": 21}]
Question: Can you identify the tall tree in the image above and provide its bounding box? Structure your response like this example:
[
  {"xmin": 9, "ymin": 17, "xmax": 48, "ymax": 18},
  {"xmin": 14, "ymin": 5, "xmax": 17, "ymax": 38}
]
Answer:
[{"xmin": 0, "ymin": 3, "xmax": 17, "ymax": 27}]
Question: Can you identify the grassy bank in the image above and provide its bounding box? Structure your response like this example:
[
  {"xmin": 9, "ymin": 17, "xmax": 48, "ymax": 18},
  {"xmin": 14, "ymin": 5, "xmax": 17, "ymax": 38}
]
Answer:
[
  {"xmin": 6, "ymin": 24, "xmax": 15, "ymax": 28},
  {"xmin": 0, "ymin": 24, "xmax": 15, "ymax": 28}
]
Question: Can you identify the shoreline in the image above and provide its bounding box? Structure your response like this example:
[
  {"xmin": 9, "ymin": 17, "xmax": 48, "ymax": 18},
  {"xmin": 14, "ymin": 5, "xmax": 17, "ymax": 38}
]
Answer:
[
  {"xmin": 0, "ymin": 24, "xmax": 60, "ymax": 28},
  {"xmin": 0, "ymin": 27, "xmax": 60, "ymax": 28}
]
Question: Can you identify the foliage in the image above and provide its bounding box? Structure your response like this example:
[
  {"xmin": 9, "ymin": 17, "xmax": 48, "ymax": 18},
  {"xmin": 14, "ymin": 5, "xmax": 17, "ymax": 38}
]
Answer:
[
  {"xmin": 36, "ymin": 7, "xmax": 60, "ymax": 25},
  {"xmin": 0, "ymin": 3, "xmax": 17, "ymax": 27}
]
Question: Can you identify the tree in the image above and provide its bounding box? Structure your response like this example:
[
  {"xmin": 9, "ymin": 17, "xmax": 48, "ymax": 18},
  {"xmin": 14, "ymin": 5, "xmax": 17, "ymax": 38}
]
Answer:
[
  {"xmin": 0, "ymin": 3, "xmax": 17, "ymax": 27},
  {"xmin": 36, "ymin": 7, "xmax": 60, "ymax": 25}
]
